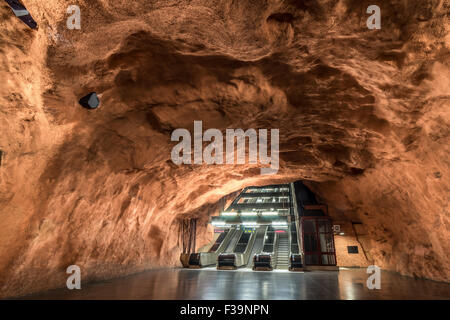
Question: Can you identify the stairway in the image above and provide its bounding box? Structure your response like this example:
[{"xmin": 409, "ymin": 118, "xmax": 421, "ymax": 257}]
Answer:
[{"xmin": 276, "ymin": 234, "xmax": 289, "ymax": 269}]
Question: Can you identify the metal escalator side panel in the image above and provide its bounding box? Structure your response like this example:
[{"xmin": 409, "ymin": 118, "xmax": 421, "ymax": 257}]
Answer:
[
  {"xmin": 226, "ymin": 229, "xmax": 243, "ymax": 252},
  {"xmin": 208, "ymin": 230, "xmax": 228, "ymax": 253},
  {"xmin": 189, "ymin": 252, "xmax": 217, "ymax": 268},
  {"xmin": 214, "ymin": 227, "xmax": 236, "ymax": 254}
]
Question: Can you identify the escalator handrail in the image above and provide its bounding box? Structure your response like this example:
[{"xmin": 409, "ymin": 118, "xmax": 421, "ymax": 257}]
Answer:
[
  {"xmin": 242, "ymin": 229, "xmax": 258, "ymax": 265},
  {"xmin": 272, "ymin": 232, "xmax": 279, "ymax": 269},
  {"xmin": 215, "ymin": 227, "xmax": 236, "ymax": 254},
  {"xmin": 290, "ymin": 182, "xmax": 303, "ymax": 261},
  {"xmin": 225, "ymin": 229, "xmax": 243, "ymax": 253},
  {"xmin": 247, "ymin": 226, "xmax": 268, "ymax": 268}
]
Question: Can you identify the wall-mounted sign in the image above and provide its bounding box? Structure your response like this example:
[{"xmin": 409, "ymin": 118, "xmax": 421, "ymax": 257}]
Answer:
[
  {"xmin": 347, "ymin": 246, "xmax": 359, "ymax": 254},
  {"xmin": 333, "ymin": 225, "xmax": 340, "ymax": 232}
]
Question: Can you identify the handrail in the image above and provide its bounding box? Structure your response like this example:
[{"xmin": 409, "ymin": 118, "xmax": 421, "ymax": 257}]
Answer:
[
  {"xmin": 272, "ymin": 232, "xmax": 279, "ymax": 269},
  {"xmin": 241, "ymin": 230, "xmax": 257, "ymax": 265},
  {"xmin": 246, "ymin": 226, "xmax": 268, "ymax": 267},
  {"xmin": 195, "ymin": 227, "xmax": 237, "ymax": 267},
  {"xmin": 215, "ymin": 227, "xmax": 236, "ymax": 254},
  {"xmin": 290, "ymin": 182, "xmax": 303, "ymax": 263},
  {"xmin": 228, "ymin": 229, "xmax": 243, "ymax": 252},
  {"xmin": 287, "ymin": 218, "xmax": 292, "ymax": 259}
]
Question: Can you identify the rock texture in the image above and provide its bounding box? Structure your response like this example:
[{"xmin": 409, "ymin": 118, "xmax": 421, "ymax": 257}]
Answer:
[{"xmin": 0, "ymin": 0, "xmax": 448, "ymax": 297}]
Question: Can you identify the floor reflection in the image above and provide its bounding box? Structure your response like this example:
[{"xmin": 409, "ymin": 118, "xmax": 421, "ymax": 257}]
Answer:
[{"xmin": 23, "ymin": 268, "xmax": 450, "ymax": 300}]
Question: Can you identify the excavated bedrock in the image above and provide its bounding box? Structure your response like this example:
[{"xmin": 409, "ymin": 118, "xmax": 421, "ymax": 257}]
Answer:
[{"xmin": 0, "ymin": 0, "xmax": 449, "ymax": 297}]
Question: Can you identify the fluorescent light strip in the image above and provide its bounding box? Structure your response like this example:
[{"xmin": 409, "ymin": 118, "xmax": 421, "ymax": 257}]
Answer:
[
  {"xmin": 261, "ymin": 211, "xmax": 279, "ymax": 216},
  {"xmin": 221, "ymin": 212, "xmax": 237, "ymax": 216},
  {"xmin": 272, "ymin": 221, "xmax": 287, "ymax": 226},
  {"xmin": 242, "ymin": 222, "xmax": 259, "ymax": 227},
  {"xmin": 240, "ymin": 212, "xmax": 258, "ymax": 216}
]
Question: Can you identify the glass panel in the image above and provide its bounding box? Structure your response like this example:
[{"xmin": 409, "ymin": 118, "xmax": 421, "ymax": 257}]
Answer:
[
  {"xmin": 328, "ymin": 255, "xmax": 336, "ymax": 265},
  {"xmin": 326, "ymin": 236, "xmax": 335, "ymax": 252},
  {"xmin": 319, "ymin": 233, "xmax": 327, "ymax": 253},
  {"xmin": 305, "ymin": 254, "xmax": 319, "ymax": 265},
  {"xmin": 305, "ymin": 255, "xmax": 312, "ymax": 265},
  {"xmin": 302, "ymin": 217, "xmax": 336, "ymax": 265},
  {"xmin": 318, "ymin": 219, "xmax": 331, "ymax": 233},
  {"xmin": 303, "ymin": 220, "xmax": 316, "ymax": 233},
  {"xmin": 304, "ymin": 234, "xmax": 319, "ymax": 252}
]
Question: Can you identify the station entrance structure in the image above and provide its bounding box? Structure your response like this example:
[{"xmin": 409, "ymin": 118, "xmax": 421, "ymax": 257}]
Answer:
[{"xmin": 185, "ymin": 182, "xmax": 337, "ymax": 271}]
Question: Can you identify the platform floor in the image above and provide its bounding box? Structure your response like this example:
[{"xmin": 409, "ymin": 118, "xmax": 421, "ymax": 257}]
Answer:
[{"xmin": 23, "ymin": 267, "xmax": 450, "ymax": 300}]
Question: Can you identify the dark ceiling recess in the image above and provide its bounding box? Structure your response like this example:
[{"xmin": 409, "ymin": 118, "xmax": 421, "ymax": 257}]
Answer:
[{"xmin": 267, "ymin": 12, "xmax": 295, "ymax": 23}]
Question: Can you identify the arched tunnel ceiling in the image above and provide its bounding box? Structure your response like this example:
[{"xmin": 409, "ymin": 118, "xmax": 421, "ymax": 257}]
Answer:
[{"xmin": 0, "ymin": 0, "xmax": 448, "ymax": 296}]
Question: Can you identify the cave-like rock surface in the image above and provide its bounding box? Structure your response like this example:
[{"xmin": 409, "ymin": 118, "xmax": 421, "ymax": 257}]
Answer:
[{"xmin": 0, "ymin": 0, "xmax": 448, "ymax": 297}]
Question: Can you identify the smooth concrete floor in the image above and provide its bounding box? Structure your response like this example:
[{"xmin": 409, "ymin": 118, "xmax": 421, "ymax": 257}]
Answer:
[{"xmin": 23, "ymin": 267, "xmax": 450, "ymax": 300}]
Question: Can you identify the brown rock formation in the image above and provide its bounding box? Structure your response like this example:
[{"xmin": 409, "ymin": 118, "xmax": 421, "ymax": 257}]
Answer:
[{"xmin": 0, "ymin": 0, "xmax": 448, "ymax": 297}]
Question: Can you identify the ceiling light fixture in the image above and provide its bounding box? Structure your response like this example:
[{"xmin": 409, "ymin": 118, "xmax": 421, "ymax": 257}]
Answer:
[
  {"xmin": 261, "ymin": 211, "xmax": 278, "ymax": 216},
  {"xmin": 221, "ymin": 212, "xmax": 237, "ymax": 216},
  {"xmin": 240, "ymin": 212, "xmax": 258, "ymax": 216}
]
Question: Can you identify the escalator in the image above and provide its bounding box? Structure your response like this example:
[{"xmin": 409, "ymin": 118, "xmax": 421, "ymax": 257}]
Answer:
[
  {"xmin": 246, "ymin": 226, "xmax": 267, "ymax": 268},
  {"xmin": 217, "ymin": 227, "xmax": 257, "ymax": 269},
  {"xmin": 253, "ymin": 227, "xmax": 276, "ymax": 271},
  {"xmin": 188, "ymin": 227, "xmax": 237, "ymax": 268},
  {"xmin": 224, "ymin": 228, "xmax": 242, "ymax": 252},
  {"xmin": 208, "ymin": 229, "xmax": 231, "ymax": 252},
  {"xmin": 275, "ymin": 233, "xmax": 289, "ymax": 269}
]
